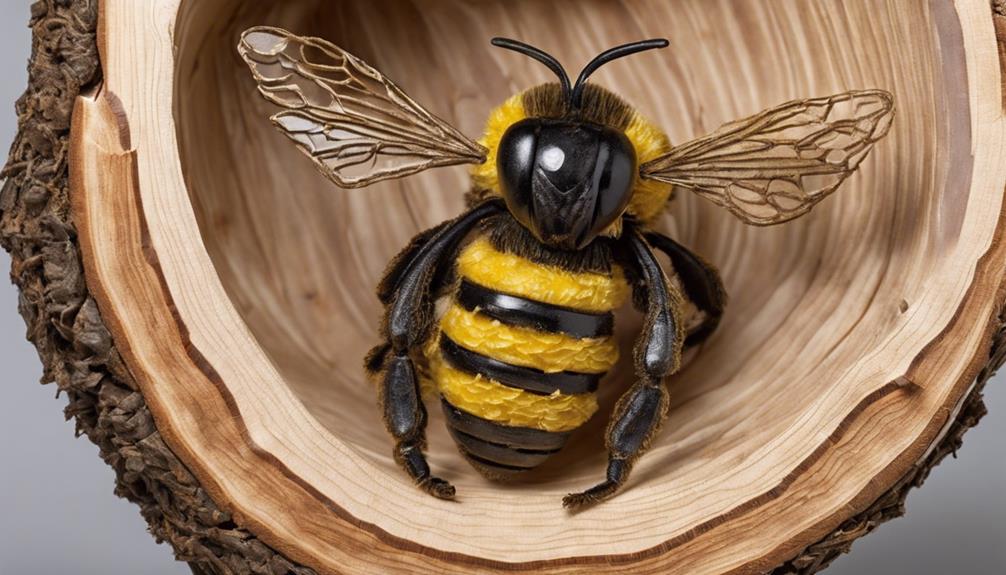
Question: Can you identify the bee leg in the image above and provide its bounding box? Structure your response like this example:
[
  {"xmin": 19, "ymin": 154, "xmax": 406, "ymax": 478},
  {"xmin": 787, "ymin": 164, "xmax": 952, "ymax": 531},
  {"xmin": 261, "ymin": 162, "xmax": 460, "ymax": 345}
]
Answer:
[
  {"xmin": 380, "ymin": 352, "xmax": 456, "ymax": 499},
  {"xmin": 644, "ymin": 231, "xmax": 726, "ymax": 348},
  {"xmin": 375, "ymin": 218, "xmax": 453, "ymax": 305},
  {"xmin": 563, "ymin": 228, "xmax": 684, "ymax": 509},
  {"xmin": 369, "ymin": 200, "xmax": 504, "ymax": 500}
]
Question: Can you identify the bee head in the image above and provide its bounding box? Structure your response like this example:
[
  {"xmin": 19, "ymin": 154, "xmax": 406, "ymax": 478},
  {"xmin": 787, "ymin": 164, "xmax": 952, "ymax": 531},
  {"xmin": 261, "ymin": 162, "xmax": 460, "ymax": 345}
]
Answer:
[
  {"xmin": 497, "ymin": 117, "xmax": 635, "ymax": 250},
  {"xmin": 490, "ymin": 38, "xmax": 668, "ymax": 250}
]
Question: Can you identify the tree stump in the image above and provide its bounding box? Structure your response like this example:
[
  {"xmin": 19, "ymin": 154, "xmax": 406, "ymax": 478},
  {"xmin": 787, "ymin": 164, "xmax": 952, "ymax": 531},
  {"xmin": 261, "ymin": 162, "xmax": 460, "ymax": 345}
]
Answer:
[{"xmin": 4, "ymin": 0, "xmax": 1006, "ymax": 573}]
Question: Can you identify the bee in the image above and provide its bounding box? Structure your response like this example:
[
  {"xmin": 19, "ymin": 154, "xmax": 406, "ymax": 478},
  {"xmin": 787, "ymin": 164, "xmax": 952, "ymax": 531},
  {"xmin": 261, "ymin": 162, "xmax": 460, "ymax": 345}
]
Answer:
[{"xmin": 239, "ymin": 27, "xmax": 894, "ymax": 508}]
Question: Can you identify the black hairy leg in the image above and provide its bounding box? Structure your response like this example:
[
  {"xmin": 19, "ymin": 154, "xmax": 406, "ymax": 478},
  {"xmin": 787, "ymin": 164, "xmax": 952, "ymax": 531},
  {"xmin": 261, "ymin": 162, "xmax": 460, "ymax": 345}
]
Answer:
[
  {"xmin": 368, "ymin": 200, "xmax": 503, "ymax": 500},
  {"xmin": 644, "ymin": 231, "xmax": 727, "ymax": 347},
  {"xmin": 563, "ymin": 227, "xmax": 685, "ymax": 509},
  {"xmin": 374, "ymin": 220, "xmax": 450, "ymax": 305}
]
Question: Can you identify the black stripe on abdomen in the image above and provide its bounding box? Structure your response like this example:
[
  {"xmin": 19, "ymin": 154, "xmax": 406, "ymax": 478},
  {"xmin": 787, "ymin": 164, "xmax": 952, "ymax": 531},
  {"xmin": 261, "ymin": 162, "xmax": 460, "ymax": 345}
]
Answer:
[
  {"xmin": 441, "ymin": 399, "xmax": 568, "ymax": 474},
  {"xmin": 441, "ymin": 398, "xmax": 569, "ymax": 451},
  {"xmin": 456, "ymin": 279, "xmax": 613, "ymax": 338},
  {"xmin": 447, "ymin": 428, "xmax": 559, "ymax": 469},
  {"xmin": 439, "ymin": 336, "xmax": 600, "ymax": 396}
]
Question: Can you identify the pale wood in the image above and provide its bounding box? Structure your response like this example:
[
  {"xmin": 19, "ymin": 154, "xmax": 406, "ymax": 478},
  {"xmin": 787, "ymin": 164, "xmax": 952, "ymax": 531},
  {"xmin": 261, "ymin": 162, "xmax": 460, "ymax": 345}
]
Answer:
[{"xmin": 67, "ymin": 0, "xmax": 1006, "ymax": 573}]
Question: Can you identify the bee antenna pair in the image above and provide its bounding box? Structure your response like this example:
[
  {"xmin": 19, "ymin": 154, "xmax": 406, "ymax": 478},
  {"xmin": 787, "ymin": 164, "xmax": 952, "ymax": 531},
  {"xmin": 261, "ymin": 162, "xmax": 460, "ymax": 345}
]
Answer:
[{"xmin": 490, "ymin": 37, "xmax": 669, "ymax": 112}]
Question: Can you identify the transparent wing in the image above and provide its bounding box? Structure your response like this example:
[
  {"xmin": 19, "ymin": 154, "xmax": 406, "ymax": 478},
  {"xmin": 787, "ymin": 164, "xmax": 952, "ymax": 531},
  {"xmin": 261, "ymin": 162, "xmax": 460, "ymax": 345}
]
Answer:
[
  {"xmin": 640, "ymin": 90, "xmax": 894, "ymax": 225},
  {"xmin": 238, "ymin": 26, "xmax": 487, "ymax": 189}
]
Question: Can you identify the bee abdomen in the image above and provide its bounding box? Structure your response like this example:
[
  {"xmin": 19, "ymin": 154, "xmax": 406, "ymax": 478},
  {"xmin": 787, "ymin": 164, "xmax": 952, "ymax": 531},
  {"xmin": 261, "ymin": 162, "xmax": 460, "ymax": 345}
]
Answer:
[
  {"xmin": 441, "ymin": 399, "xmax": 569, "ymax": 476},
  {"xmin": 456, "ymin": 278, "xmax": 614, "ymax": 339},
  {"xmin": 439, "ymin": 334, "xmax": 602, "ymax": 395},
  {"xmin": 440, "ymin": 398, "xmax": 571, "ymax": 449},
  {"xmin": 428, "ymin": 235, "xmax": 628, "ymax": 476}
]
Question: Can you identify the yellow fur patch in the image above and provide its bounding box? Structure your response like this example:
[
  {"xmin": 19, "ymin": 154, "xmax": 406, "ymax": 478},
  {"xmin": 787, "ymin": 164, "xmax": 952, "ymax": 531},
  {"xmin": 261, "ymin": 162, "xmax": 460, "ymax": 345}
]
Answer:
[
  {"xmin": 472, "ymin": 89, "xmax": 674, "ymax": 224},
  {"xmin": 426, "ymin": 337, "xmax": 598, "ymax": 432},
  {"xmin": 456, "ymin": 237, "xmax": 629, "ymax": 313},
  {"xmin": 471, "ymin": 93, "xmax": 526, "ymax": 194},
  {"xmin": 439, "ymin": 305, "xmax": 618, "ymax": 374},
  {"xmin": 624, "ymin": 112, "xmax": 675, "ymax": 222}
]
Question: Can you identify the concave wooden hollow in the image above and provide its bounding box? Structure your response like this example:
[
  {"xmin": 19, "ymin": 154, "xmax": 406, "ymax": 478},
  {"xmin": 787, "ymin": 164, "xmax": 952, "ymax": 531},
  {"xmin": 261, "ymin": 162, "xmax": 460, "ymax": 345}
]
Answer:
[{"xmin": 68, "ymin": 0, "xmax": 1006, "ymax": 573}]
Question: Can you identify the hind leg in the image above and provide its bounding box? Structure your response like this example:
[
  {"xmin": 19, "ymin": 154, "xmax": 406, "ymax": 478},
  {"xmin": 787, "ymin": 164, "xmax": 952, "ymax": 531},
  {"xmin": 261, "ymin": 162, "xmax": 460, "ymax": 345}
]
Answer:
[
  {"xmin": 367, "ymin": 201, "xmax": 503, "ymax": 499},
  {"xmin": 377, "ymin": 352, "xmax": 455, "ymax": 498},
  {"xmin": 563, "ymin": 228, "xmax": 684, "ymax": 509}
]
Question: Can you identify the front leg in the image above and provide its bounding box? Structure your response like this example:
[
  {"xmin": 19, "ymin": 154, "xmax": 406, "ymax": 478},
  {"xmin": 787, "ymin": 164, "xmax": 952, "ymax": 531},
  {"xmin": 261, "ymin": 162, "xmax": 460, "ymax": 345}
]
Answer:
[
  {"xmin": 563, "ymin": 227, "xmax": 685, "ymax": 509},
  {"xmin": 368, "ymin": 201, "xmax": 502, "ymax": 499}
]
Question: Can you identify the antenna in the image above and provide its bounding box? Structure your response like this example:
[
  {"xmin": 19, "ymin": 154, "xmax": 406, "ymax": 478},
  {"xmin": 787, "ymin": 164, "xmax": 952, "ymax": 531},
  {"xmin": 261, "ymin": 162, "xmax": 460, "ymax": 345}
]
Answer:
[
  {"xmin": 570, "ymin": 39, "xmax": 669, "ymax": 111},
  {"xmin": 491, "ymin": 37, "xmax": 572, "ymax": 104},
  {"xmin": 491, "ymin": 37, "xmax": 670, "ymax": 115}
]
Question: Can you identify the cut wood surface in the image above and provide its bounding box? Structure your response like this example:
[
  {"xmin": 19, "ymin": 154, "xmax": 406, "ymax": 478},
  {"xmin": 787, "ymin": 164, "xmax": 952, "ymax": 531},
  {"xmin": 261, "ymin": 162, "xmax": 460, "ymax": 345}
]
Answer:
[{"xmin": 2, "ymin": 0, "xmax": 1003, "ymax": 573}]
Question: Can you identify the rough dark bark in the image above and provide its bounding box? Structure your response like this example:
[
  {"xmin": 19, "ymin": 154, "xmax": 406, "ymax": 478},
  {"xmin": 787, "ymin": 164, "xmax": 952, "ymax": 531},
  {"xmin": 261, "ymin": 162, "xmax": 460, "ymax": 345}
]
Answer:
[
  {"xmin": 1, "ymin": 2, "xmax": 314, "ymax": 574},
  {"xmin": 0, "ymin": 1, "xmax": 999, "ymax": 574}
]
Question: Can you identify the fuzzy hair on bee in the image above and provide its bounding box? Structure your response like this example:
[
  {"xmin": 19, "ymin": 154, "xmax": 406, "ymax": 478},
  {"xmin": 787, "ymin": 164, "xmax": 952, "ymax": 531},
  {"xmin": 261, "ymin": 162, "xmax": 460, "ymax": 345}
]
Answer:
[
  {"xmin": 239, "ymin": 27, "xmax": 894, "ymax": 509},
  {"xmin": 468, "ymin": 82, "xmax": 676, "ymax": 235}
]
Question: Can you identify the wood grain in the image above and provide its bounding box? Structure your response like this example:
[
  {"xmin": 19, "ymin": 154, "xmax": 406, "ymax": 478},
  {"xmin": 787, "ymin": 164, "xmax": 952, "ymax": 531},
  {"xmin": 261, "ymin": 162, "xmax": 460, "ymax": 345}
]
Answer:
[{"xmin": 62, "ymin": 0, "xmax": 1006, "ymax": 573}]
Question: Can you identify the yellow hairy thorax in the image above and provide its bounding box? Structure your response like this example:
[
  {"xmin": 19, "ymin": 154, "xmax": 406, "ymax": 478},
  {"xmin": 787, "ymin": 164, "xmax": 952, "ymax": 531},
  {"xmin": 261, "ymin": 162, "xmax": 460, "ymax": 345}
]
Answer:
[{"xmin": 456, "ymin": 237, "xmax": 629, "ymax": 313}]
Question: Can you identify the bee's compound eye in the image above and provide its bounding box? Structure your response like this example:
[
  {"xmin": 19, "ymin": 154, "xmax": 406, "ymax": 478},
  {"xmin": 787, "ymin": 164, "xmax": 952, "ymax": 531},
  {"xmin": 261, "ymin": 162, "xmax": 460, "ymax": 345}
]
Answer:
[
  {"xmin": 591, "ymin": 131, "xmax": 637, "ymax": 228},
  {"xmin": 496, "ymin": 120, "xmax": 540, "ymax": 231}
]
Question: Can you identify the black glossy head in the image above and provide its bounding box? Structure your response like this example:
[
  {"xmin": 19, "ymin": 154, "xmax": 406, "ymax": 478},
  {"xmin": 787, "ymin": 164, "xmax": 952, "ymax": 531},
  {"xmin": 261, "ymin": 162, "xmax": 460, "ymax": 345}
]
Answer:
[
  {"xmin": 497, "ymin": 118, "xmax": 636, "ymax": 250},
  {"xmin": 490, "ymin": 37, "xmax": 668, "ymax": 250}
]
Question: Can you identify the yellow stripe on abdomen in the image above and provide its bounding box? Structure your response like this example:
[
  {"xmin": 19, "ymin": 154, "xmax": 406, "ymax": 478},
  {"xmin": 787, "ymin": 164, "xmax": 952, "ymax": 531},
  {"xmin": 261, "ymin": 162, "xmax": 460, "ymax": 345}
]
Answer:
[
  {"xmin": 427, "ymin": 337, "xmax": 598, "ymax": 432},
  {"xmin": 456, "ymin": 237, "xmax": 629, "ymax": 313},
  {"xmin": 439, "ymin": 305, "xmax": 618, "ymax": 374}
]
